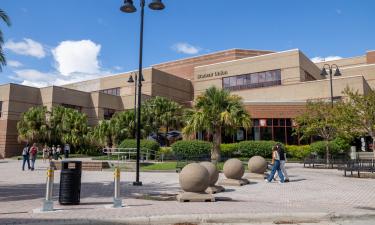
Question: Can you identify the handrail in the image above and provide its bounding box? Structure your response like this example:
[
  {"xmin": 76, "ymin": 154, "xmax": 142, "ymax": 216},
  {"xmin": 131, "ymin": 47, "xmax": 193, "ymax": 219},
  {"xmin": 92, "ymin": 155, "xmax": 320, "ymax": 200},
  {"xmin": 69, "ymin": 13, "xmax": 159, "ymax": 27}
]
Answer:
[{"xmin": 102, "ymin": 147, "xmax": 157, "ymax": 162}]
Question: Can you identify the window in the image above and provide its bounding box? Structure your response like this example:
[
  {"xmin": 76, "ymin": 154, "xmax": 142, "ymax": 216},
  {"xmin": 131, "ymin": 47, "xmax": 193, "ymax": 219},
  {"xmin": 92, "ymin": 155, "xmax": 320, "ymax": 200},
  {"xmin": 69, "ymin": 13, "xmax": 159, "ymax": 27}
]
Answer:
[
  {"xmin": 222, "ymin": 69, "xmax": 281, "ymax": 91},
  {"xmin": 103, "ymin": 108, "xmax": 116, "ymax": 120},
  {"xmin": 100, "ymin": 87, "xmax": 120, "ymax": 96},
  {"xmin": 0, "ymin": 101, "xmax": 2, "ymax": 117},
  {"xmin": 61, "ymin": 104, "xmax": 82, "ymax": 112}
]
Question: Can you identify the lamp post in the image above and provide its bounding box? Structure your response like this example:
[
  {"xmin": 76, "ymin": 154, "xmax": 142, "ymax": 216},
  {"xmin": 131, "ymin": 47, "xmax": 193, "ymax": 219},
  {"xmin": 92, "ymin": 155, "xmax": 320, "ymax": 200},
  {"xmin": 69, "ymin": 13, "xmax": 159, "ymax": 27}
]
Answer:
[
  {"xmin": 127, "ymin": 72, "xmax": 145, "ymax": 138},
  {"xmin": 121, "ymin": 0, "xmax": 165, "ymax": 186},
  {"xmin": 320, "ymin": 64, "xmax": 342, "ymax": 107}
]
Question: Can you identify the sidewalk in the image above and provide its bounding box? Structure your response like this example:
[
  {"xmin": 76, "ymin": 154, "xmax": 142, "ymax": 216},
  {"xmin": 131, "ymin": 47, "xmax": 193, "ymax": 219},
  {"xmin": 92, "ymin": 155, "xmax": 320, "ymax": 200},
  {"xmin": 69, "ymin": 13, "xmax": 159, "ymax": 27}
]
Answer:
[{"xmin": 1, "ymin": 159, "xmax": 375, "ymax": 224}]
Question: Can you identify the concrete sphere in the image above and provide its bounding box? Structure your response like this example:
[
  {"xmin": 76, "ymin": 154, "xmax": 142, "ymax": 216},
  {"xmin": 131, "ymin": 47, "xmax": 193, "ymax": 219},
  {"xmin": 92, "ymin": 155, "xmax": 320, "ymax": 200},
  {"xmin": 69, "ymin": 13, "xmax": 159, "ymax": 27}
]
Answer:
[
  {"xmin": 179, "ymin": 163, "xmax": 209, "ymax": 192},
  {"xmin": 199, "ymin": 161, "xmax": 219, "ymax": 186},
  {"xmin": 248, "ymin": 156, "xmax": 267, "ymax": 174},
  {"xmin": 223, "ymin": 158, "xmax": 244, "ymax": 180}
]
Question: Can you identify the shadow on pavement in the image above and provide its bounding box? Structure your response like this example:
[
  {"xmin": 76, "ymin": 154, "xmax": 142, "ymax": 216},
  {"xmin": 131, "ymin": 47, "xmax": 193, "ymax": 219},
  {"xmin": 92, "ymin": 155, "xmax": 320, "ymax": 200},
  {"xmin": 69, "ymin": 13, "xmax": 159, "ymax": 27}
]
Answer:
[{"xmin": 0, "ymin": 181, "xmax": 180, "ymax": 202}]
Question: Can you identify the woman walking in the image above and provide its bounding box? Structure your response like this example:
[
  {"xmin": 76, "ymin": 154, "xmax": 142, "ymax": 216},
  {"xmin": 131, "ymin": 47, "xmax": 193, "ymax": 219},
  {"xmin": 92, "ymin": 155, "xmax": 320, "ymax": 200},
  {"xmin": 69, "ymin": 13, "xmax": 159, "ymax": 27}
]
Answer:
[
  {"xmin": 275, "ymin": 144, "xmax": 289, "ymax": 182},
  {"xmin": 42, "ymin": 144, "xmax": 48, "ymax": 163},
  {"xmin": 29, "ymin": 143, "xmax": 38, "ymax": 171},
  {"xmin": 265, "ymin": 145, "xmax": 285, "ymax": 183}
]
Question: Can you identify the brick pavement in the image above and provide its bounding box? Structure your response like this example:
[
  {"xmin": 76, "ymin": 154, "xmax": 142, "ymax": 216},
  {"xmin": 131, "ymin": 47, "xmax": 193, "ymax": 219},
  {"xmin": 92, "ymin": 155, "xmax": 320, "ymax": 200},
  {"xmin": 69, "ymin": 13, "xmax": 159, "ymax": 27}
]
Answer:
[{"xmin": 0, "ymin": 159, "xmax": 375, "ymax": 224}]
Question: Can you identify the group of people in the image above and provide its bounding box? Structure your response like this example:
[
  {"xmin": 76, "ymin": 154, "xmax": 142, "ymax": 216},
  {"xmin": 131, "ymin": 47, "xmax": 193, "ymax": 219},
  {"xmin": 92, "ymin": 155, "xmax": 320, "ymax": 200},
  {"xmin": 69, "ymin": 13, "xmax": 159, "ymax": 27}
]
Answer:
[
  {"xmin": 265, "ymin": 143, "xmax": 290, "ymax": 183},
  {"xmin": 21, "ymin": 143, "xmax": 70, "ymax": 171}
]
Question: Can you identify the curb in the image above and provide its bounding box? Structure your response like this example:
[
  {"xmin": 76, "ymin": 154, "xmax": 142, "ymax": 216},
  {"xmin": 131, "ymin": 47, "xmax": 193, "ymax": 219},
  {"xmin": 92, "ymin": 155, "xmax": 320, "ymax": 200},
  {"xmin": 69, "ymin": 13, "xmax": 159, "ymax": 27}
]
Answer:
[{"xmin": 7, "ymin": 212, "xmax": 375, "ymax": 225}]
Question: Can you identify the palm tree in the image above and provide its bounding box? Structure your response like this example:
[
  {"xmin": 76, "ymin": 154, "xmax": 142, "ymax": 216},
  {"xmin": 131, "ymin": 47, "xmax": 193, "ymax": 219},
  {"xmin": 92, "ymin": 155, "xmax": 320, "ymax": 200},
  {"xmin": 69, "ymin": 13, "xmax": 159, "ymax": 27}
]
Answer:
[
  {"xmin": 17, "ymin": 106, "xmax": 49, "ymax": 144},
  {"xmin": 183, "ymin": 86, "xmax": 252, "ymax": 163},
  {"xmin": 142, "ymin": 96, "xmax": 184, "ymax": 143},
  {"xmin": 61, "ymin": 108, "xmax": 89, "ymax": 148},
  {"xmin": 0, "ymin": 9, "xmax": 11, "ymax": 71}
]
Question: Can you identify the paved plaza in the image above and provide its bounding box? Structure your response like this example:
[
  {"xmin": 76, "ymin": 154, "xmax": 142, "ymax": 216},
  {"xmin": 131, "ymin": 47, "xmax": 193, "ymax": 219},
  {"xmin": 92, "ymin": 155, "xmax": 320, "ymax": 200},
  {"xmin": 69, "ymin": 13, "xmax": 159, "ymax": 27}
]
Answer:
[{"xmin": 1, "ymin": 159, "xmax": 375, "ymax": 225}]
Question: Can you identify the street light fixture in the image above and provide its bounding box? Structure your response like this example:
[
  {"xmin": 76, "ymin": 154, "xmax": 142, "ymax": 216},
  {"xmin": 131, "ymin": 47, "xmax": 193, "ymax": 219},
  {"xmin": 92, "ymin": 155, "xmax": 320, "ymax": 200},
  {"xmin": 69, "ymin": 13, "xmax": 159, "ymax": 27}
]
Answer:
[
  {"xmin": 120, "ymin": 0, "xmax": 165, "ymax": 186},
  {"xmin": 320, "ymin": 64, "xmax": 341, "ymax": 107},
  {"xmin": 127, "ymin": 72, "xmax": 145, "ymax": 138}
]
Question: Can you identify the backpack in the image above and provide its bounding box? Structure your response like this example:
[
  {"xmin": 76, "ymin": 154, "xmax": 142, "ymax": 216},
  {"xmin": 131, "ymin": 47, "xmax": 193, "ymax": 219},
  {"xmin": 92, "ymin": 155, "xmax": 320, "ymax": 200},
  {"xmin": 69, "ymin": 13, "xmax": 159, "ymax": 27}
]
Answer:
[{"xmin": 22, "ymin": 147, "xmax": 29, "ymax": 156}]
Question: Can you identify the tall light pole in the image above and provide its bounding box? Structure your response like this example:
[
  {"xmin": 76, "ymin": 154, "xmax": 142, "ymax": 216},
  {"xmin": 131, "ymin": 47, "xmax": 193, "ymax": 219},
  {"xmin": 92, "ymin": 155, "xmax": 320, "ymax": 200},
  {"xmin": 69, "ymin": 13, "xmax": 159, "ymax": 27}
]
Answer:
[
  {"xmin": 120, "ymin": 0, "xmax": 165, "ymax": 186},
  {"xmin": 320, "ymin": 64, "xmax": 341, "ymax": 107},
  {"xmin": 127, "ymin": 72, "xmax": 145, "ymax": 138}
]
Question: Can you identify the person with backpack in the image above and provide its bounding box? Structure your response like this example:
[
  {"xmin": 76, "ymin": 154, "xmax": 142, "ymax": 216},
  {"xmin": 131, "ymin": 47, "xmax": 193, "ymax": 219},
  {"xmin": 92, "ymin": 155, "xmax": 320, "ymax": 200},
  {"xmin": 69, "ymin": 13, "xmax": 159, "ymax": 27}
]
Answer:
[
  {"xmin": 29, "ymin": 143, "xmax": 38, "ymax": 171},
  {"xmin": 21, "ymin": 144, "xmax": 31, "ymax": 171}
]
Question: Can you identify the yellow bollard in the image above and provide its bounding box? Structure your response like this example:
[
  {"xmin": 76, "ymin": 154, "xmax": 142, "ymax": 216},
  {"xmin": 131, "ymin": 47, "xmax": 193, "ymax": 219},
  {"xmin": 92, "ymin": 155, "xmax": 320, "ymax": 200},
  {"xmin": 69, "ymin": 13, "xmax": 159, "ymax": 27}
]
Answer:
[
  {"xmin": 113, "ymin": 166, "xmax": 122, "ymax": 208},
  {"xmin": 42, "ymin": 166, "xmax": 54, "ymax": 211}
]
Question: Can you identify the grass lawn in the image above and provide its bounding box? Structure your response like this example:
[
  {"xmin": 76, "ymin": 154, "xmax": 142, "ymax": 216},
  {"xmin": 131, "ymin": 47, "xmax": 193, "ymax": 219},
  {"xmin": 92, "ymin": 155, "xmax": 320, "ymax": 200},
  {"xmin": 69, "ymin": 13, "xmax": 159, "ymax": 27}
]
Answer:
[{"xmin": 140, "ymin": 162, "xmax": 177, "ymax": 171}]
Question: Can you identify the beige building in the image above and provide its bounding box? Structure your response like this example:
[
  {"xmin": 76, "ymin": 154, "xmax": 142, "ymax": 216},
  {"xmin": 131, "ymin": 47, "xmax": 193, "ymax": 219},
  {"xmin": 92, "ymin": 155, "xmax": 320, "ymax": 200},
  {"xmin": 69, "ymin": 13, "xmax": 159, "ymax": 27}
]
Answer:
[{"xmin": 1, "ymin": 49, "xmax": 375, "ymax": 158}]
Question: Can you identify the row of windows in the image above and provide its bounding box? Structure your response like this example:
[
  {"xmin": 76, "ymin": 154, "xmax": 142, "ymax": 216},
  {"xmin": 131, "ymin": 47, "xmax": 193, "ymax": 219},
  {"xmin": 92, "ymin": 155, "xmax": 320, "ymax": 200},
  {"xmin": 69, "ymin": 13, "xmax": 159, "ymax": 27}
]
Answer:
[
  {"xmin": 61, "ymin": 104, "xmax": 82, "ymax": 112},
  {"xmin": 223, "ymin": 69, "xmax": 281, "ymax": 91},
  {"xmin": 100, "ymin": 87, "xmax": 120, "ymax": 96}
]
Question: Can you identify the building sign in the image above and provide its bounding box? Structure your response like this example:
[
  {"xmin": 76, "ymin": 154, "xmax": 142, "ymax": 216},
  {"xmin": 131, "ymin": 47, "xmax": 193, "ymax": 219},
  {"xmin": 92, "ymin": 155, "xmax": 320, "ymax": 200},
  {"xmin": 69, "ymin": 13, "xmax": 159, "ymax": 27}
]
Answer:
[
  {"xmin": 259, "ymin": 119, "xmax": 267, "ymax": 127},
  {"xmin": 197, "ymin": 70, "xmax": 228, "ymax": 79}
]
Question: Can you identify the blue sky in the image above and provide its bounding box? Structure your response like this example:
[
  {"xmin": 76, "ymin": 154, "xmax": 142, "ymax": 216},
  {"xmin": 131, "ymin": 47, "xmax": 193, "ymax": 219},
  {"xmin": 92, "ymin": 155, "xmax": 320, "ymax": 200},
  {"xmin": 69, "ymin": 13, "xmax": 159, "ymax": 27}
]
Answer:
[{"xmin": 0, "ymin": 0, "xmax": 374, "ymax": 87}]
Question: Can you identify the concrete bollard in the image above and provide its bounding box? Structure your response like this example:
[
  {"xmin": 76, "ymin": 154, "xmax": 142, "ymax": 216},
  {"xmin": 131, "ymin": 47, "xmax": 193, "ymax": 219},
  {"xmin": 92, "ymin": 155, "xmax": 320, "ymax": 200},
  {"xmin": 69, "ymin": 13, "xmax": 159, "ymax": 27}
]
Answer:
[
  {"xmin": 41, "ymin": 165, "xmax": 54, "ymax": 211},
  {"xmin": 113, "ymin": 167, "xmax": 122, "ymax": 208}
]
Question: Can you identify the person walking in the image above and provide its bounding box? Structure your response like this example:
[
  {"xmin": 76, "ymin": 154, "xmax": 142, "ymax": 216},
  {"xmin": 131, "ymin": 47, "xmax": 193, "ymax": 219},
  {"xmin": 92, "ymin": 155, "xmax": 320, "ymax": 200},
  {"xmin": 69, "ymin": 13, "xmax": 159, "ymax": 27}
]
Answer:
[
  {"xmin": 64, "ymin": 143, "xmax": 70, "ymax": 159},
  {"xmin": 276, "ymin": 144, "xmax": 289, "ymax": 182},
  {"xmin": 21, "ymin": 144, "xmax": 31, "ymax": 171},
  {"xmin": 56, "ymin": 145, "xmax": 63, "ymax": 160},
  {"xmin": 42, "ymin": 144, "xmax": 48, "ymax": 163},
  {"xmin": 265, "ymin": 145, "xmax": 285, "ymax": 183},
  {"xmin": 29, "ymin": 143, "xmax": 38, "ymax": 171},
  {"xmin": 52, "ymin": 145, "xmax": 57, "ymax": 160}
]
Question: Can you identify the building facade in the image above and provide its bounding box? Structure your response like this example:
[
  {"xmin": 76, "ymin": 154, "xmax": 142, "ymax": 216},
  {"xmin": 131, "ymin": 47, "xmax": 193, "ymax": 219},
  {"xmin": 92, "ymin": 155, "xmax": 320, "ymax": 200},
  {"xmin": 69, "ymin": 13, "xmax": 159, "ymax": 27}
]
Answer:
[{"xmin": 1, "ymin": 48, "xmax": 375, "ymax": 158}]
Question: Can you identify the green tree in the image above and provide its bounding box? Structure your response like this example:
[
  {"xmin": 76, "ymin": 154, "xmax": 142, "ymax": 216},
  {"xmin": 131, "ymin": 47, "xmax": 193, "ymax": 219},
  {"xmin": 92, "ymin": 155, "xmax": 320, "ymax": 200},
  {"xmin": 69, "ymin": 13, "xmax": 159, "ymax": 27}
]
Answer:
[
  {"xmin": 339, "ymin": 88, "xmax": 375, "ymax": 156},
  {"xmin": 0, "ymin": 9, "xmax": 11, "ymax": 71},
  {"xmin": 183, "ymin": 86, "xmax": 251, "ymax": 163},
  {"xmin": 17, "ymin": 106, "xmax": 48, "ymax": 144},
  {"xmin": 142, "ymin": 96, "xmax": 184, "ymax": 143},
  {"xmin": 294, "ymin": 100, "xmax": 339, "ymax": 163},
  {"xmin": 60, "ymin": 107, "xmax": 89, "ymax": 148}
]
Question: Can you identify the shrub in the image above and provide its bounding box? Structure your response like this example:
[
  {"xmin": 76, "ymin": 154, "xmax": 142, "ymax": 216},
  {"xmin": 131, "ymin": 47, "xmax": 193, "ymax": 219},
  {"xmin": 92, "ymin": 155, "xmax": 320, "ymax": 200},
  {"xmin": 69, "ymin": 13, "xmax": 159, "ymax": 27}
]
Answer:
[
  {"xmin": 157, "ymin": 147, "xmax": 175, "ymax": 160},
  {"xmin": 171, "ymin": 140, "xmax": 212, "ymax": 159},
  {"xmin": 310, "ymin": 138, "xmax": 350, "ymax": 158},
  {"xmin": 237, "ymin": 141, "xmax": 283, "ymax": 158},
  {"xmin": 285, "ymin": 145, "xmax": 312, "ymax": 160},
  {"xmin": 118, "ymin": 139, "xmax": 160, "ymax": 153},
  {"xmin": 220, "ymin": 143, "xmax": 239, "ymax": 157}
]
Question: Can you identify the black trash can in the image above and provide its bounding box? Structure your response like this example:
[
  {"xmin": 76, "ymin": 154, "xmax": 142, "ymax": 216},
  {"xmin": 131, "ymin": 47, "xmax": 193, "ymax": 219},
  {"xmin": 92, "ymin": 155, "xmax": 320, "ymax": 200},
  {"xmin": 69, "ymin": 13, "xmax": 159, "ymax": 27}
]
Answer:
[{"xmin": 59, "ymin": 161, "xmax": 82, "ymax": 205}]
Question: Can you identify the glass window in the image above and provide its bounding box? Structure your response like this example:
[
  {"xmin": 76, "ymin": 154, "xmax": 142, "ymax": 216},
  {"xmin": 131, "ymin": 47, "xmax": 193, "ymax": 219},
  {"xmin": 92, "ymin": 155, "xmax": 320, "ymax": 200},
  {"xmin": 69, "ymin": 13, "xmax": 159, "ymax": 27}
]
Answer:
[
  {"xmin": 251, "ymin": 73, "xmax": 258, "ymax": 84},
  {"xmin": 266, "ymin": 71, "xmax": 273, "ymax": 82},
  {"xmin": 0, "ymin": 101, "xmax": 2, "ymax": 117},
  {"xmin": 266, "ymin": 119, "xmax": 272, "ymax": 126},
  {"xmin": 258, "ymin": 72, "xmax": 266, "ymax": 83},
  {"xmin": 253, "ymin": 119, "xmax": 259, "ymax": 126},
  {"xmin": 286, "ymin": 119, "xmax": 292, "ymax": 126},
  {"xmin": 223, "ymin": 78, "xmax": 230, "ymax": 88},
  {"xmin": 104, "ymin": 108, "xmax": 116, "ymax": 120},
  {"xmin": 273, "ymin": 119, "xmax": 279, "ymax": 126},
  {"xmin": 237, "ymin": 75, "xmax": 245, "ymax": 86},
  {"xmin": 229, "ymin": 77, "xmax": 236, "ymax": 87}
]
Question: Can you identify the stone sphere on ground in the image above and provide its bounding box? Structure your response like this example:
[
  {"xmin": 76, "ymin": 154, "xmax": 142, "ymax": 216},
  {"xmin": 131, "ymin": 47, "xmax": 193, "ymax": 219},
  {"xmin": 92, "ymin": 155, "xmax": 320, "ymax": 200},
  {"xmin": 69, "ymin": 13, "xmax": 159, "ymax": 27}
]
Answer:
[
  {"xmin": 199, "ymin": 161, "xmax": 219, "ymax": 186},
  {"xmin": 179, "ymin": 163, "xmax": 209, "ymax": 192},
  {"xmin": 223, "ymin": 158, "xmax": 244, "ymax": 180},
  {"xmin": 248, "ymin": 156, "xmax": 267, "ymax": 174}
]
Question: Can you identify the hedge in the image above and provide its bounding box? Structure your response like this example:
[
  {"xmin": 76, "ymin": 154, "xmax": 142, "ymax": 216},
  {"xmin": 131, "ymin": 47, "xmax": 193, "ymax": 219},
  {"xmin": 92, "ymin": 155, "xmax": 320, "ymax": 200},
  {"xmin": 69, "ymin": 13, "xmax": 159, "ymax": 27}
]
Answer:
[
  {"xmin": 220, "ymin": 143, "xmax": 239, "ymax": 157},
  {"xmin": 237, "ymin": 141, "xmax": 283, "ymax": 158},
  {"xmin": 118, "ymin": 139, "xmax": 160, "ymax": 153},
  {"xmin": 171, "ymin": 140, "xmax": 212, "ymax": 159},
  {"xmin": 285, "ymin": 145, "xmax": 312, "ymax": 160}
]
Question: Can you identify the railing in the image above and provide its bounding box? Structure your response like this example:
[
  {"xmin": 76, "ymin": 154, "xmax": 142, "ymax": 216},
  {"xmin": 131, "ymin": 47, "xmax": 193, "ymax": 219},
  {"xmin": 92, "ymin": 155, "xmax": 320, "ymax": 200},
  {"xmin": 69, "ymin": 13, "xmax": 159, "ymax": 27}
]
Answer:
[
  {"xmin": 342, "ymin": 159, "xmax": 375, "ymax": 177},
  {"xmin": 102, "ymin": 147, "xmax": 157, "ymax": 162}
]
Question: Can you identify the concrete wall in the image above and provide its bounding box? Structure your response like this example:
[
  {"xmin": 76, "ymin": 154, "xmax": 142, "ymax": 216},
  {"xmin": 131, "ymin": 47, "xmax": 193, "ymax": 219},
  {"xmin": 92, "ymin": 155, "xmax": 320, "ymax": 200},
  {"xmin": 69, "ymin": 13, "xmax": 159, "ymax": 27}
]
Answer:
[{"xmin": 193, "ymin": 49, "xmax": 322, "ymax": 98}]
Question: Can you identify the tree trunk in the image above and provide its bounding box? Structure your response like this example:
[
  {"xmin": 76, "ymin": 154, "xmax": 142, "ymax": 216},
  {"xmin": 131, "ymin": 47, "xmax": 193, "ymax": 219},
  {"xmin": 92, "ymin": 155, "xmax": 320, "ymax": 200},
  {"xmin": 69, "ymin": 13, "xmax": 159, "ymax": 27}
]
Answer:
[
  {"xmin": 325, "ymin": 140, "xmax": 330, "ymax": 164},
  {"xmin": 211, "ymin": 126, "xmax": 222, "ymax": 164}
]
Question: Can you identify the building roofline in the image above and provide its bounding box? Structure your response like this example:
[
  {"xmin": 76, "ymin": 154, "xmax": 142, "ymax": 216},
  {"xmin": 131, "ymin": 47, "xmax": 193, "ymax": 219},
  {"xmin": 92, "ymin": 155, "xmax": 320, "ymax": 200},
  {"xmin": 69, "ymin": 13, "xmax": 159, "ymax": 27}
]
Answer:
[
  {"xmin": 339, "ymin": 63, "xmax": 375, "ymax": 70},
  {"xmin": 151, "ymin": 48, "xmax": 275, "ymax": 67},
  {"xmin": 194, "ymin": 48, "xmax": 300, "ymax": 69}
]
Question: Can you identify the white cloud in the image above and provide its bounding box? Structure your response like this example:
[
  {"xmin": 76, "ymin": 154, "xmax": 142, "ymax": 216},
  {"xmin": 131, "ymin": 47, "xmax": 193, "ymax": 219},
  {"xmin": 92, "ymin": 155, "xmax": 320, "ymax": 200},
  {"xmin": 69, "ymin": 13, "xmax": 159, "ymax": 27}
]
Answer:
[
  {"xmin": 113, "ymin": 66, "xmax": 123, "ymax": 71},
  {"xmin": 172, "ymin": 42, "xmax": 201, "ymax": 55},
  {"xmin": 7, "ymin": 60, "xmax": 23, "ymax": 68},
  {"xmin": 4, "ymin": 38, "xmax": 46, "ymax": 58},
  {"xmin": 52, "ymin": 40, "xmax": 101, "ymax": 76},
  {"xmin": 311, "ymin": 56, "xmax": 343, "ymax": 63}
]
